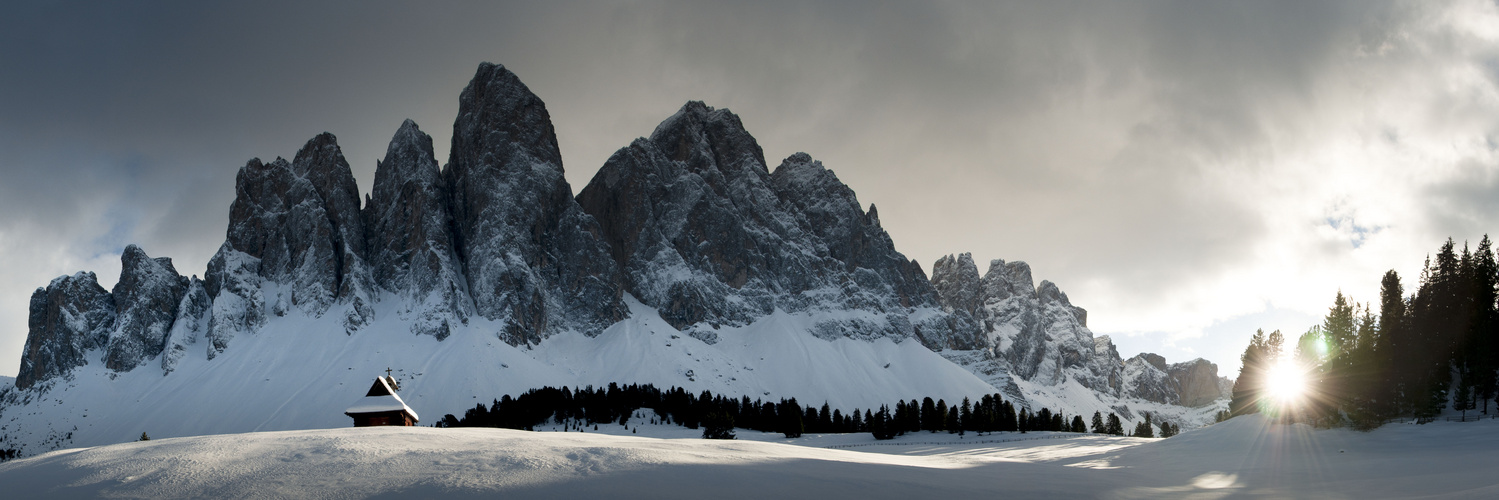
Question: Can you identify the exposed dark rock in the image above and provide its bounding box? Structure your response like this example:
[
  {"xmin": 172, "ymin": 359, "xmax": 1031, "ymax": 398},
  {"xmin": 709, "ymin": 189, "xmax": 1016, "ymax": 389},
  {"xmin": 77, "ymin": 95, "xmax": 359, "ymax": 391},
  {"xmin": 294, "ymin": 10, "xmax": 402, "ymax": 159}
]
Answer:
[
  {"xmin": 578, "ymin": 102, "xmax": 942, "ymax": 343},
  {"xmin": 444, "ymin": 62, "xmax": 626, "ymax": 344},
  {"xmin": 224, "ymin": 132, "xmax": 374, "ymax": 332},
  {"xmin": 16, "ymin": 273, "xmax": 115, "ymax": 389},
  {"xmin": 364, "ymin": 119, "xmax": 472, "ymax": 339},
  {"xmin": 104, "ymin": 245, "xmax": 188, "ymax": 372}
]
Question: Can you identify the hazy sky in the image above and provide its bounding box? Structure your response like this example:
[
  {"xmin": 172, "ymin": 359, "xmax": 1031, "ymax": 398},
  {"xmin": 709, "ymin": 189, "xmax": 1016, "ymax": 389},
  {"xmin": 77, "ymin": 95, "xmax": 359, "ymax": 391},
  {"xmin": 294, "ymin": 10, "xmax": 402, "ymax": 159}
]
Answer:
[{"xmin": 3, "ymin": 1, "xmax": 1499, "ymax": 379}]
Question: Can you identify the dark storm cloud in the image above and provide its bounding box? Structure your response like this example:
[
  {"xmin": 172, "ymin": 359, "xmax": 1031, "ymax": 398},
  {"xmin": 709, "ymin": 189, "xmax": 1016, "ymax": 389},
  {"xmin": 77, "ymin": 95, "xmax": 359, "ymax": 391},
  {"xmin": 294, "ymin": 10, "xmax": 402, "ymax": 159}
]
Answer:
[{"xmin": 2, "ymin": 1, "xmax": 1495, "ymax": 375}]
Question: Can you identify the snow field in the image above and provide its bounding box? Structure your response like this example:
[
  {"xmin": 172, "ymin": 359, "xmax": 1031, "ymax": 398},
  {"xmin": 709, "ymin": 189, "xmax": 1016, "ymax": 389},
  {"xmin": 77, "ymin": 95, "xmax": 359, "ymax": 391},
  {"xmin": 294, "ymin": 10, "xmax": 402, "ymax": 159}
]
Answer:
[{"xmin": 5, "ymin": 414, "xmax": 1499, "ymax": 499}]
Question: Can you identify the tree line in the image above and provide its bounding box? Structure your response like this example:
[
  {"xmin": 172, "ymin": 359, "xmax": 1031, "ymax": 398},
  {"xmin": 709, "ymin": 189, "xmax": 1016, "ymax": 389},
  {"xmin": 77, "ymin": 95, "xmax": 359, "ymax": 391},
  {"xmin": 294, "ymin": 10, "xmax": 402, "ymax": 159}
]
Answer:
[
  {"xmin": 1230, "ymin": 236, "xmax": 1499, "ymax": 428},
  {"xmin": 437, "ymin": 382, "xmax": 1176, "ymax": 439}
]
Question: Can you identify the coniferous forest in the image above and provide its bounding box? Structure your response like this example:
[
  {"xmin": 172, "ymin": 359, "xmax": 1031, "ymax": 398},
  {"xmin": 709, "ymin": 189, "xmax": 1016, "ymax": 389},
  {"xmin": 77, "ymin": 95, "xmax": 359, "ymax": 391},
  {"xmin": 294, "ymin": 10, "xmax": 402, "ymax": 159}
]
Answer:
[
  {"xmin": 436, "ymin": 383, "xmax": 1172, "ymax": 439},
  {"xmin": 1229, "ymin": 236, "xmax": 1499, "ymax": 428}
]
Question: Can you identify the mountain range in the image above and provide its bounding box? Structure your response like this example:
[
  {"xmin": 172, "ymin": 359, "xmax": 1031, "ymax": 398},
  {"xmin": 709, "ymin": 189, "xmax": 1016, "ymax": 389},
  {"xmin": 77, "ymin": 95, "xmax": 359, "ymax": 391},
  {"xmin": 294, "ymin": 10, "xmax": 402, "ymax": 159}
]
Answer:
[{"xmin": 0, "ymin": 63, "xmax": 1228, "ymax": 456}]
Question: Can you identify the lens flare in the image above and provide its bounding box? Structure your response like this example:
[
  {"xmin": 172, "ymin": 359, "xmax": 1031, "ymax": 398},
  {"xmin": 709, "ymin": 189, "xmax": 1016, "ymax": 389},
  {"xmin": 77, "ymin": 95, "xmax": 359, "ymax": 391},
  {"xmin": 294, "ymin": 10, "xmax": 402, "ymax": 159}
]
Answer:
[{"xmin": 1265, "ymin": 361, "xmax": 1307, "ymax": 404}]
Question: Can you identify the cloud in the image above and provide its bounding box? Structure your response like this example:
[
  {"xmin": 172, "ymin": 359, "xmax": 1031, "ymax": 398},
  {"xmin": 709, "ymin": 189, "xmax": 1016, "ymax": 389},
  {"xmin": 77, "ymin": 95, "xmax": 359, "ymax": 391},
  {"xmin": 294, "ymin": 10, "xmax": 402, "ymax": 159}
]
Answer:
[{"xmin": 2, "ymin": 1, "xmax": 1499, "ymax": 377}]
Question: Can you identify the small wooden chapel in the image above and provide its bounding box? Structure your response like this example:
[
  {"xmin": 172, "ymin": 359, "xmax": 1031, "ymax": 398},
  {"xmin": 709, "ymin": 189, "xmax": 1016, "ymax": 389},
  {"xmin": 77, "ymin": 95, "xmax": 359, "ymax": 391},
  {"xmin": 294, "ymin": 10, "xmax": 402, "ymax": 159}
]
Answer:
[{"xmin": 344, "ymin": 372, "xmax": 420, "ymax": 427}]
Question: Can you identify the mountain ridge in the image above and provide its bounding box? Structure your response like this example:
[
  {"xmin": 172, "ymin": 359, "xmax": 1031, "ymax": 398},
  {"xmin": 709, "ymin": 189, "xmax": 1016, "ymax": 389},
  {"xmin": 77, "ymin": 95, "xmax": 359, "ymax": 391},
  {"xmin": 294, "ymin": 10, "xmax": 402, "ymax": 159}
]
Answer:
[{"xmin": 2, "ymin": 62, "xmax": 1228, "ymax": 456}]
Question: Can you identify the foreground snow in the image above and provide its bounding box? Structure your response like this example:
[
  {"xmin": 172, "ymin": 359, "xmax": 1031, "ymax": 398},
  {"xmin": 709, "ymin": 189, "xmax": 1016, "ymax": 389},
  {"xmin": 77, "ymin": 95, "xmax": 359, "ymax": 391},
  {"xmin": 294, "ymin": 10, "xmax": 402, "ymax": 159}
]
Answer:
[{"xmin": 4, "ymin": 414, "xmax": 1499, "ymax": 499}]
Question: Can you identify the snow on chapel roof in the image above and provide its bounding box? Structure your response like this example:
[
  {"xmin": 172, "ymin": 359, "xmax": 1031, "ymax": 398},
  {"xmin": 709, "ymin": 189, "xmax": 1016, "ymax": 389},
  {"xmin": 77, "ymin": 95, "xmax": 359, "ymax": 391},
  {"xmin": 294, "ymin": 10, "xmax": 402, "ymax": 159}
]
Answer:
[{"xmin": 345, "ymin": 376, "xmax": 419, "ymax": 421}]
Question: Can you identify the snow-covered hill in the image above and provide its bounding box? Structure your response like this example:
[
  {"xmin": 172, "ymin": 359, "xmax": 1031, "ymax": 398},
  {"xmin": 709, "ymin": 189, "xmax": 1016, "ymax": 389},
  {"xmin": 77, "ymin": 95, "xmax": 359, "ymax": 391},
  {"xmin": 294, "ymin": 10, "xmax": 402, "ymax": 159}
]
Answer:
[{"xmin": 4, "ymin": 415, "xmax": 1498, "ymax": 498}]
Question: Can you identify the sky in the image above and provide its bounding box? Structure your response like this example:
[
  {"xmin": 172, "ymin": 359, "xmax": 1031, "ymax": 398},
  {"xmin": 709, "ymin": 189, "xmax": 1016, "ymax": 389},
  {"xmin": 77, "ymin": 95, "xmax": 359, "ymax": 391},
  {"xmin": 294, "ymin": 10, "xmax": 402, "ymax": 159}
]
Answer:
[{"xmin": 3, "ymin": 1, "xmax": 1499, "ymax": 379}]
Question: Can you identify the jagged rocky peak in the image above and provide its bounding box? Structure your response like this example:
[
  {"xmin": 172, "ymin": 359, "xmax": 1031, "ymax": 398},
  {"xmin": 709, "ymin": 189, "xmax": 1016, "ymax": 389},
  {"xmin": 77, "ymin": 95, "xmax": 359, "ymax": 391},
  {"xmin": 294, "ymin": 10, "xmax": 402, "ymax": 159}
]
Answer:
[
  {"xmin": 982, "ymin": 259, "xmax": 1035, "ymax": 302},
  {"xmin": 580, "ymin": 101, "xmax": 946, "ymax": 345},
  {"xmin": 445, "ymin": 62, "xmax": 626, "ymax": 344},
  {"xmin": 577, "ymin": 102, "xmax": 790, "ymax": 331},
  {"xmin": 364, "ymin": 119, "xmax": 472, "ymax": 339},
  {"xmin": 104, "ymin": 245, "xmax": 189, "ymax": 372},
  {"xmin": 1121, "ymin": 353, "xmax": 1227, "ymax": 407},
  {"xmin": 931, "ymin": 253, "xmax": 985, "ymax": 319},
  {"xmin": 649, "ymin": 101, "xmax": 767, "ymax": 177},
  {"xmin": 223, "ymin": 131, "xmax": 374, "ymax": 329},
  {"xmin": 769, "ymin": 153, "xmax": 939, "ymax": 311},
  {"xmin": 931, "ymin": 254, "xmax": 1118, "ymax": 391},
  {"xmin": 17, "ymin": 272, "xmax": 115, "ymax": 390},
  {"xmin": 1168, "ymin": 358, "xmax": 1227, "ymax": 407}
]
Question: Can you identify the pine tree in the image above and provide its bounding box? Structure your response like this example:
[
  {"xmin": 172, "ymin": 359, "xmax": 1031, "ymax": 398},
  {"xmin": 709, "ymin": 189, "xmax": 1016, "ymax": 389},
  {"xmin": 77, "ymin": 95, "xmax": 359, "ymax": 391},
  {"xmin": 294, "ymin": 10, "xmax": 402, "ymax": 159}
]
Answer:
[
  {"xmin": 1229, "ymin": 329, "xmax": 1270, "ymax": 416},
  {"xmin": 1071, "ymin": 415, "xmax": 1086, "ymax": 433},
  {"xmin": 1132, "ymin": 413, "xmax": 1155, "ymax": 438},
  {"xmin": 139, "ymin": 432, "xmax": 150, "ymax": 441},
  {"xmin": 1105, "ymin": 414, "xmax": 1124, "ymax": 436},
  {"xmin": 1467, "ymin": 235, "xmax": 1498, "ymax": 414},
  {"xmin": 1091, "ymin": 411, "xmax": 1105, "ymax": 434},
  {"xmin": 960, "ymin": 397, "xmax": 974, "ymax": 433},
  {"xmin": 779, "ymin": 398, "xmax": 804, "ymax": 438},
  {"xmin": 1454, "ymin": 368, "xmax": 1474, "ymax": 420},
  {"xmin": 702, "ymin": 411, "xmax": 736, "ymax": 440},
  {"xmin": 1379, "ymin": 269, "xmax": 1409, "ymax": 416}
]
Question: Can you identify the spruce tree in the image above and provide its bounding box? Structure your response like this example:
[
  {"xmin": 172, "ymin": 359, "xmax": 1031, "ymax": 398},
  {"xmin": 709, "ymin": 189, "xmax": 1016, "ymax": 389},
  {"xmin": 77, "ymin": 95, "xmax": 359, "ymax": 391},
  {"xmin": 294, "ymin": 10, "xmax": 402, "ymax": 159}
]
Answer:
[
  {"xmin": 1454, "ymin": 369, "xmax": 1474, "ymax": 420},
  {"xmin": 1229, "ymin": 330, "xmax": 1270, "ymax": 416},
  {"xmin": 1379, "ymin": 270, "xmax": 1409, "ymax": 416},
  {"xmin": 1091, "ymin": 411, "xmax": 1105, "ymax": 434},
  {"xmin": 702, "ymin": 411, "xmax": 736, "ymax": 440},
  {"xmin": 960, "ymin": 397, "xmax": 974, "ymax": 433},
  {"xmin": 1105, "ymin": 413, "xmax": 1124, "ymax": 436}
]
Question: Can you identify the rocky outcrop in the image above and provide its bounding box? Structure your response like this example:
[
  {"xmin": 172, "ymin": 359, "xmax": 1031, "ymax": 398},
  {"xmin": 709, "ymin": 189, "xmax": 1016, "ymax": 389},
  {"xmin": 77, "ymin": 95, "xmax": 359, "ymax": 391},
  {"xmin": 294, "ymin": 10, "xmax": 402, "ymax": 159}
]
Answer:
[
  {"xmin": 104, "ymin": 245, "xmax": 188, "ymax": 372},
  {"xmin": 941, "ymin": 254, "xmax": 1120, "ymax": 392},
  {"xmin": 443, "ymin": 62, "xmax": 626, "ymax": 344},
  {"xmin": 930, "ymin": 253, "xmax": 1229, "ymax": 406},
  {"xmin": 16, "ymin": 273, "xmax": 115, "ymax": 389},
  {"xmin": 578, "ymin": 102, "xmax": 944, "ymax": 344},
  {"xmin": 224, "ymin": 133, "xmax": 374, "ymax": 332},
  {"xmin": 203, "ymin": 244, "xmax": 264, "ymax": 359},
  {"xmin": 161, "ymin": 277, "xmax": 210, "ymax": 373},
  {"xmin": 1167, "ymin": 358, "xmax": 1228, "ymax": 407},
  {"xmin": 1120, "ymin": 353, "xmax": 1228, "ymax": 407},
  {"xmin": 364, "ymin": 119, "xmax": 472, "ymax": 339}
]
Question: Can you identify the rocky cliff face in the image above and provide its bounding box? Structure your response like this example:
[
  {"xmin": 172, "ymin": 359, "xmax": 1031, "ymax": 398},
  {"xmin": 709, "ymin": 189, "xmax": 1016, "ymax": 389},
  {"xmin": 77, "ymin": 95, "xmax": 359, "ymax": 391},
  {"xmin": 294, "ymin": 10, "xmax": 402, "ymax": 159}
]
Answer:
[
  {"xmin": 1120, "ymin": 353, "xmax": 1228, "ymax": 407},
  {"xmin": 104, "ymin": 245, "xmax": 188, "ymax": 372},
  {"xmin": 930, "ymin": 253, "xmax": 1226, "ymax": 405},
  {"xmin": 364, "ymin": 119, "xmax": 473, "ymax": 340},
  {"xmin": 16, "ymin": 273, "xmax": 114, "ymax": 389},
  {"xmin": 577, "ymin": 102, "xmax": 946, "ymax": 344},
  {"xmin": 932, "ymin": 253, "xmax": 1114, "ymax": 391},
  {"xmin": 445, "ymin": 63, "xmax": 626, "ymax": 345},
  {"xmin": 222, "ymin": 132, "xmax": 375, "ymax": 334}
]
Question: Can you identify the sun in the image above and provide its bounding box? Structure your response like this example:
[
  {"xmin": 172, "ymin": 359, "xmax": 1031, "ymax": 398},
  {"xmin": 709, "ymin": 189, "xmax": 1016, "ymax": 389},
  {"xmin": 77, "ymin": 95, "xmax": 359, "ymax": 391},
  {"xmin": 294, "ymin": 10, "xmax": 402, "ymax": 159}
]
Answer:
[{"xmin": 1264, "ymin": 360, "xmax": 1308, "ymax": 404}]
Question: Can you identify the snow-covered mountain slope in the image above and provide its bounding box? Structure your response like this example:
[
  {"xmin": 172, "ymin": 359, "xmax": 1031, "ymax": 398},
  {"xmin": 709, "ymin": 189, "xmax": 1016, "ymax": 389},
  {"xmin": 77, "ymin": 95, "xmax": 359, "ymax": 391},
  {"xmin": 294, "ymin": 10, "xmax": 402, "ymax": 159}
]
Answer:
[
  {"xmin": 6, "ymin": 415, "xmax": 1499, "ymax": 499},
  {"xmin": 0, "ymin": 376, "xmax": 11, "ymax": 389},
  {"xmin": 0, "ymin": 296, "xmax": 997, "ymax": 455},
  {"xmin": 4, "ymin": 61, "xmax": 1229, "ymax": 456}
]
